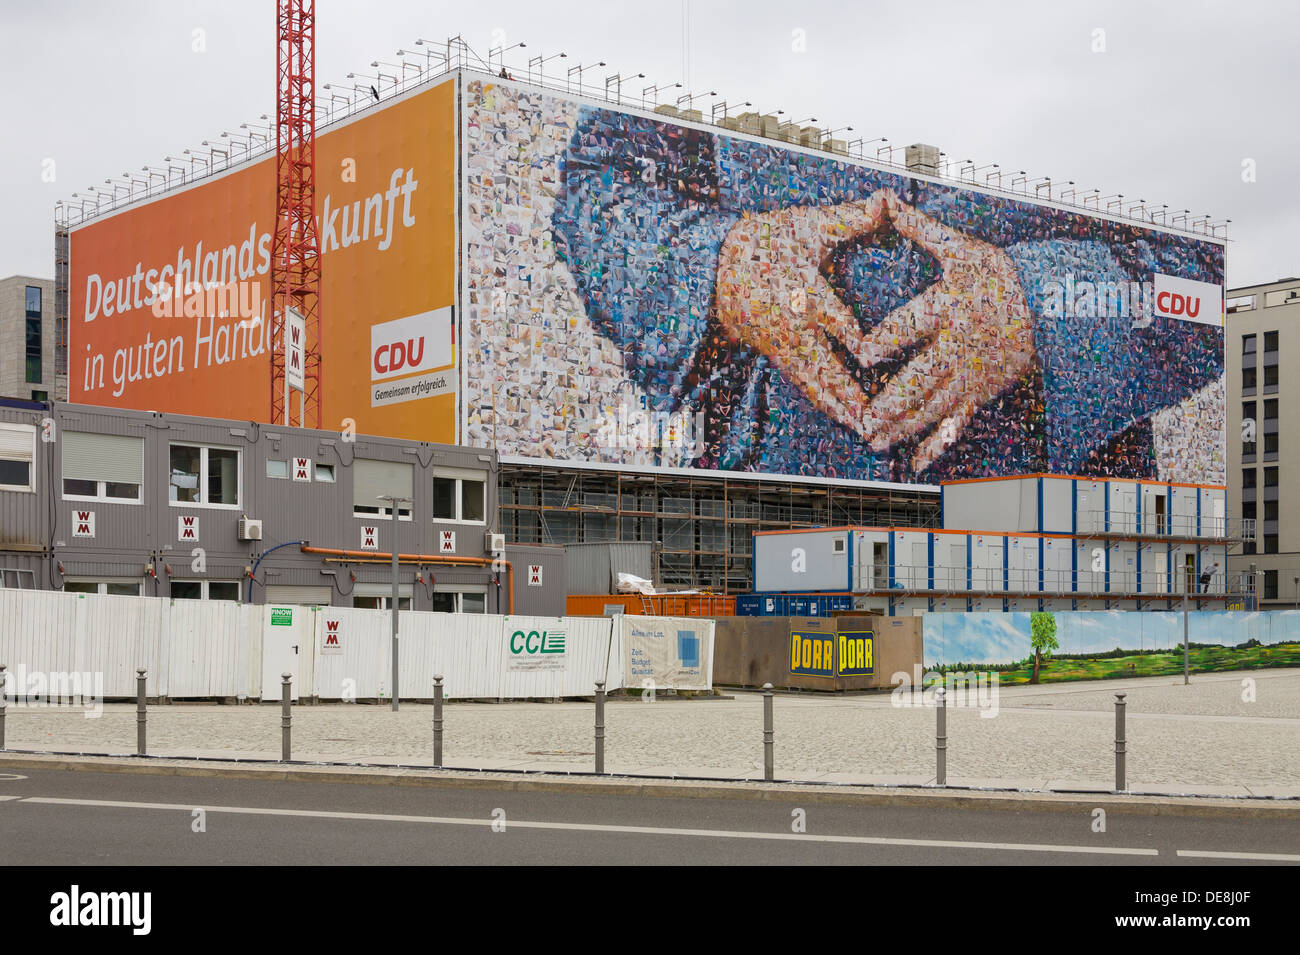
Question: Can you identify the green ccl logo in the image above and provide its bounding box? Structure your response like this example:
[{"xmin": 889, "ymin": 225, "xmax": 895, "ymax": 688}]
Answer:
[{"xmin": 510, "ymin": 629, "xmax": 566, "ymax": 654}]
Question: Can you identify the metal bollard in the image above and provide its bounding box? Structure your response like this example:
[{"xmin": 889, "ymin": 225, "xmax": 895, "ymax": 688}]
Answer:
[
  {"xmin": 1114, "ymin": 692, "xmax": 1127, "ymax": 791},
  {"xmin": 433, "ymin": 675, "xmax": 444, "ymax": 768},
  {"xmin": 136, "ymin": 669, "xmax": 147, "ymax": 756},
  {"xmin": 594, "ymin": 681, "xmax": 606, "ymax": 774},
  {"xmin": 762, "ymin": 683, "xmax": 774, "ymax": 782},
  {"xmin": 280, "ymin": 673, "xmax": 292, "ymax": 762},
  {"xmin": 0, "ymin": 663, "xmax": 7, "ymax": 750},
  {"xmin": 935, "ymin": 685, "xmax": 948, "ymax": 786}
]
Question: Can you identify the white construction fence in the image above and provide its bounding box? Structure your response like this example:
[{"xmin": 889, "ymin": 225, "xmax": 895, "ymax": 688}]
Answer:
[{"xmin": 0, "ymin": 590, "xmax": 714, "ymax": 701}]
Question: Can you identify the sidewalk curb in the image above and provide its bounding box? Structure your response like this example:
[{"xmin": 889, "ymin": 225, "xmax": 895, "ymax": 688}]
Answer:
[{"xmin": 1, "ymin": 751, "xmax": 1295, "ymax": 818}]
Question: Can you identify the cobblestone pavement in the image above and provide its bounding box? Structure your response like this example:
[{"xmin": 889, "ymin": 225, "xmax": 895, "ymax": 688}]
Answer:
[{"xmin": 4, "ymin": 669, "xmax": 1298, "ymax": 794}]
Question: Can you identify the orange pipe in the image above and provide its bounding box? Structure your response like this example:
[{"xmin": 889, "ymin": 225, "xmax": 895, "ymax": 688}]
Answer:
[{"xmin": 301, "ymin": 545, "xmax": 513, "ymax": 614}]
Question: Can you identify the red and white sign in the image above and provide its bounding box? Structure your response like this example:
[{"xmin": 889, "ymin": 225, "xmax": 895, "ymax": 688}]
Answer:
[
  {"xmin": 72, "ymin": 509, "xmax": 95, "ymax": 538},
  {"xmin": 1153, "ymin": 274, "xmax": 1222, "ymax": 327},
  {"xmin": 361, "ymin": 525, "xmax": 379, "ymax": 550},
  {"xmin": 292, "ymin": 456, "xmax": 311, "ymax": 482},
  {"xmin": 528, "ymin": 564, "xmax": 543, "ymax": 587},
  {"xmin": 439, "ymin": 530, "xmax": 456, "ymax": 553},
  {"xmin": 370, "ymin": 308, "xmax": 453, "ymax": 382},
  {"xmin": 321, "ymin": 618, "xmax": 343, "ymax": 656},
  {"xmin": 177, "ymin": 514, "xmax": 199, "ymax": 542},
  {"xmin": 286, "ymin": 308, "xmax": 306, "ymax": 392}
]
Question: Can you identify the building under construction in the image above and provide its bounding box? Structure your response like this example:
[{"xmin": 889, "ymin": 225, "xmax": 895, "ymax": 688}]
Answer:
[{"xmin": 52, "ymin": 37, "xmax": 1230, "ymax": 598}]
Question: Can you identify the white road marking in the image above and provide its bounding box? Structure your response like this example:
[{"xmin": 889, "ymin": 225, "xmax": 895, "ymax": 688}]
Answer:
[
  {"xmin": 1176, "ymin": 849, "xmax": 1300, "ymax": 862},
  {"xmin": 11, "ymin": 795, "xmax": 1158, "ymax": 856}
]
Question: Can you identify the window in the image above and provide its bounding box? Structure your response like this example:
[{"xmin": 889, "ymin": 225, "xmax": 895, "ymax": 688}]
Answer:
[
  {"xmin": 431, "ymin": 468, "xmax": 486, "ymax": 523},
  {"xmin": 1264, "ymin": 570, "xmax": 1278, "ymax": 600},
  {"xmin": 1242, "ymin": 367, "xmax": 1257, "ymax": 390},
  {"xmin": 0, "ymin": 423, "xmax": 36, "ymax": 492},
  {"xmin": 1264, "ymin": 500, "xmax": 1278, "ymax": 521},
  {"xmin": 1265, "ymin": 467, "xmax": 1278, "ymax": 487},
  {"xmin": 315, "ymin": 463, "xmax": 335, "ymax": 482},
  {"xmin": 1242, "ymin": 468, "xmax": 1256, "ymax": 489},
  {"xmin": 430, "ymin": 591, "xmax": 486, "ymax": 613},
  {"xmin": 25, "ymin": 286, "xmax": 41, "ymax": 384},
  {"xmin": 62, "ymin": 432, "xmax": 143, "ymax": 502},
  {"xmin": 169, "ymin": 444, "xmax": 240, "ymax": 506},
  {"xmin": 1265, "ymin": 399, "xmax": 1278, "ymax": 421},
  {"xmin": 353, "ymin": 459, "xmax": 413, "ymax": 519},
  {"xmin": 1242, "ymin": 501, "xmax": 1256, "ymax": 520},
  {"xmin": 266, "ymin": 459, "xmax": 288, "ymax": 479},
  {"xmin": 1242, "ymin": 400, "xmax": 1256, "ymax": 424},
  {"xmin": 1264, "ymin": 432, "xmax": 1279, "ymax": 455},
  {"xmin": 352, "ymin": 595, "xmax": 412, "ymax": 610},
  {"xmin": 1242, "ymin": 334, "xmax": 1256, "ymax": 355},
  {"xmin": 1264, "ymin": 330, "xmax": 1279, "ymax": 352},
  {"xmin": 1264, "ymin": 365, "xmax": 1279, "ymax": 388},
  {"xmin": 31, "ymin": 390, "xmax": 48, "ymax": 402},
  {"xmin": 352, "ymin": 583, "xmax": 412, "ymax": 610},
  {"xmin": 64, "ymin": 580, "xmax": 142, "ymax": 597},
  {"xmin": 172, "ymin": 580, "xmax": 241, "ymax": 601},
  {"xmin": 1264, "ymin": 534, "xmax": 1278, "ymax": 554}
]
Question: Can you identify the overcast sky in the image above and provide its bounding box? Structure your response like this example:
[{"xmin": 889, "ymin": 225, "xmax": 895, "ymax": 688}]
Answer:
[{"xmin": 0, "ymin": 0, "xmax": 1295, "ymax": 287}]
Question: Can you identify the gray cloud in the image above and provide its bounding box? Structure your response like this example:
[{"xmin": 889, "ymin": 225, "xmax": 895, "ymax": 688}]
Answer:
[{"xmin": 1, "ymin": 0, "xmax": 1294, "ymax": 285}]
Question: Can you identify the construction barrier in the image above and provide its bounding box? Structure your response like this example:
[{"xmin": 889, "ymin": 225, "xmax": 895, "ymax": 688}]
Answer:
[{"xmin": 0, "ymin": 589, "xmax": 714, "ymax": 700}]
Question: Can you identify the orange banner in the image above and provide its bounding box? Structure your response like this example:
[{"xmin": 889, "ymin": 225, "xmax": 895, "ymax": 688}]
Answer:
[{"xmin": 70, "ymin": 78, "xmax": 457, "ymax": 443}]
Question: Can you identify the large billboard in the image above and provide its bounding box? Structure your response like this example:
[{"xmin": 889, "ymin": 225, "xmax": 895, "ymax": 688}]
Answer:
[
  {"xmin": 70, "ymin": 78, "xmax": 457, "ymax": 443},
  {"xmin": 461, "ymin": 78, "xmax": 1225, "ymax": 486}
]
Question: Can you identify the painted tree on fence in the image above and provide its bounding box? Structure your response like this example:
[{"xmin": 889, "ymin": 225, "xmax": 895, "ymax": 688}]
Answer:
[{"xmin": 1030, "ymin": 611, "xmax": 1059, "ymax": 685}]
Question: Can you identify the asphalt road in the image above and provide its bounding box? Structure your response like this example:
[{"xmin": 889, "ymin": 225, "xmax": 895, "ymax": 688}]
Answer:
[{"xmin": 0, "ymin": 766, "xmax": 1297, "ymax": 866}]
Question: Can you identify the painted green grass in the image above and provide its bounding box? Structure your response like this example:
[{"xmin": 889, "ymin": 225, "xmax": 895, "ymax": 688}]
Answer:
[{"xmin": 981, "ymin": 643, "xmax": 1300, "ymax": 685}]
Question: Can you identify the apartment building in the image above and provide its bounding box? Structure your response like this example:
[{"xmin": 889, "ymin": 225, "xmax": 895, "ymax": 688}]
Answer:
[
  {"xmin": 1227, "ymin": 278, "xmax": 1300, "ymax": 608},
  {"xmin": 0, "ymin": 275, "xmax": 58, "ymax": 402}
]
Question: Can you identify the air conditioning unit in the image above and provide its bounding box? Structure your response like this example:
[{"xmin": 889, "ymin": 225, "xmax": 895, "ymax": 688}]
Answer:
[
  {"xmin": 486, "ymin": 532, "xmax": 505, "ymax": 553},
  {"xmin": 238, "ymin": 517, "xmax": 264, "ymax": 541}
]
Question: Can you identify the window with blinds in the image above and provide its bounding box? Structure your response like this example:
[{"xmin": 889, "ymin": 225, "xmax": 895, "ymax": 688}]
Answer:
[
  {"xmin": 0, "ymin": 423, "xmax": 36, "ymax": 492},
  {"xmin": 352, "ymin": 459, "xmax": 414, "ymax": 518},
  {"xmin": 63, "ymin": 431, "xmax": 144, "ymax": 502}
]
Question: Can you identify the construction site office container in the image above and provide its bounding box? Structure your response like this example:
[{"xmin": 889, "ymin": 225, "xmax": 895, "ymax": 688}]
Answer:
[
  {"xmin": 942, "ymin": 474, "xmax": 1229, "ymax": 540},
  {"xmin": 752, "ymin": 527, "xmax": 853, "ymax": 592}
]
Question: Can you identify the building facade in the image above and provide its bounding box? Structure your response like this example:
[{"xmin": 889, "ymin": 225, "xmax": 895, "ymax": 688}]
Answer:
[
  {"xmin": 1227, "ymin": 278, "xmax": 1300, "ymax": 609},
  {"xmin": 0, "ymin": 400, "xmax": 564, "ymax": 614},
  {"xmin": 56, "ymin": 65, "xmax": 1228, "ymax": 600},
  {"xmin": 0, "ymin": 276, "xmax": 59, "ymax": 403}
]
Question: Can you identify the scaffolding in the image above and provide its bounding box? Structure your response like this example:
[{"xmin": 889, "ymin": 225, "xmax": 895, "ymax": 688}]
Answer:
[{"xmin": 497, "ymin": 462, "xmax": 938, "ymax": 593}]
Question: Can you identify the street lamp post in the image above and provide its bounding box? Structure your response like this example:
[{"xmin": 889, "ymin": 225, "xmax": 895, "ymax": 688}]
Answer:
[{"xmin": 378, "ymin": 494, "xmax": 412, "ymax": 710}]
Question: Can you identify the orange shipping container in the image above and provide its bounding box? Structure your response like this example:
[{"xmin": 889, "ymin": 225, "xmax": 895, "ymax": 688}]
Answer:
[{"xmin": 565, "ymin": 594, "xmax": 734, "ymax": 617}]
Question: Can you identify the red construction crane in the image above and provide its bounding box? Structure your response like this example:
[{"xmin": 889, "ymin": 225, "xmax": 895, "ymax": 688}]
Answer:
[{"xmin": 270, "ymin": 0, "xmax": 322, "ymax": 427}]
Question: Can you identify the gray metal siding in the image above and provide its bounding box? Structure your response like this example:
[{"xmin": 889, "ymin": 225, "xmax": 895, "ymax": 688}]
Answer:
[
  {"xmin": 563, "ymin": 541, "xmax": 654, "ymax": 593},
  {"xmin": 507, "ymin": 543, "xmax": 567, "ymax": 615},
  {"xmin": 753, "ymin": 530, "xmax": 849, "ymax": 591},
  {"xmin": 0, "ymin": 402, "xmax": 512, "ymax": 610}
]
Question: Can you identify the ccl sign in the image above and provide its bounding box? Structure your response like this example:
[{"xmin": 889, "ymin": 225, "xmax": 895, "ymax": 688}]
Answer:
[
  {"xmin": 1153, "ymin": 274, "xmax": 1222, "ymax": 327},
  {"xmin": 506, "ymin": 627, "xmax": 567, "ymax": 671}
]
